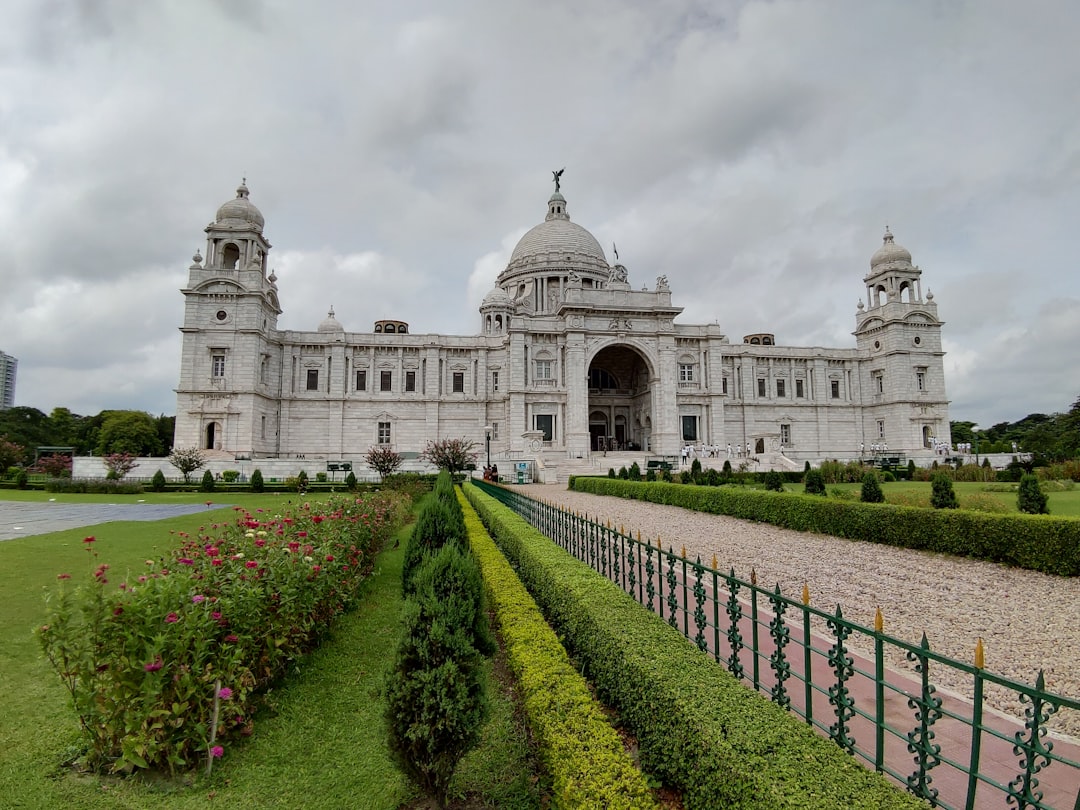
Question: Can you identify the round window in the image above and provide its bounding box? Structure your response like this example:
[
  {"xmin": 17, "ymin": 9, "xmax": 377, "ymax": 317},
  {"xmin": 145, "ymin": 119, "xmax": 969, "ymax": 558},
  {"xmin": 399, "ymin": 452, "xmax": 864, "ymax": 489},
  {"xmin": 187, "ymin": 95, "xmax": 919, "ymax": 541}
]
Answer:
[
  {"xmin": 873, "ymin": 340, "xmax": 880, "ymax": 350},
  {"xmin": 216, "ymin": 310, "xmax": 228, "ymax": 321},
  {"xmin": 913, "ymin": 336, "xmax": 922, "ymax": 346}
]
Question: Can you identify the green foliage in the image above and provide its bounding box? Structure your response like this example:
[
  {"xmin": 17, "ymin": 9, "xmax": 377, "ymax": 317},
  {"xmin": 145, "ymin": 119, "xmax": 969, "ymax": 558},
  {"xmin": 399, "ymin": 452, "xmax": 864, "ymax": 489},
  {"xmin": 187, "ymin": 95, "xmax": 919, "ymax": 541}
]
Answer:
[
  {"xmin": 250, "ymin": 468, "xmax": 265, "ymax": 492},
  {"xmin": 618, "ymin": 466, "xmax": 629, "ymax": 479},
  {"xmin": 95, "ymin": 410, "xmax": 164, "ymax": 456},
  {"xmin": 804, "ymin": 460, "xmax": 811, "ymax": 473},
  {"xmin": 907, "ymin": 460, "xmax": 916, "ymax": 479},
  {"xmin": 608, "ymin": 468, "xmax": 616, "ymax": 478},
  {"xmin": 803, "ymin": 469, "xmax": 826, "ymax": 496},
  {"xmin": 763, "ymin": 470, "xmax": 785, "ymax": 492},
  {"xmin": 568, "ymin": 478, "xmax": 1080, "ymax": 576},
  {"xmin": 200, "ymin": 469, "xmax": 216, "ymax": 492},
  {"xmin": 645, "ymin": 468, "xmax": 656, "ymax": 482},
  {"xmin": 44, "ymin": 478, "xmax": 144, "ymax": 494},
  {"xmin": 221, "ymin": 469, "xmax": 239, "ymax": 483},
  {"xmin": 34, "ymin": 453, "xmax": 72, "ymax": 478},
  {"xmin": 402, "ymin": 473, "xmax": 467, "ymax": 595},
  {"xmin": 860, "ymin": 472, "xmax": 884, "ymax": 503},
  {"xmin": 679, "ymin": 470, "xmax": 693, "ymax": 484},
  {"xmin": 460, "ymin": 488, "xmax": 659, "ymax": 808},
  {"xmin": 628, "ymin": 461, "xmax": 641, "ymax": 480},
  {"xmin": 1018, "ymin": 474, "xmax": 1049, "ymax": 514},
  {"xmin": 465, "ymin": 485, "xmax": 924, "ymax": 810},
  {"xmin": 345, "ymin": 470, "xmax": 358, "ymax": 490},
  {"xmin": 722, "ymin": 459, "xmax": 733, "ymax": 478},
  {"xmin": 930, "ymin": 474, "xmax": 958, "ymax": 509},
  {"xmin": 690, "ymin": 458, "xmax": 702, "ymax": 478},
  {"xmin": 296, "ymin": 470, "xmax": 309, "ymax": 493},
  {"xmin": 817, "ymin": 459, "xmax": 867, "ymax": 483},
  {"xmin": 14, "ymin": 468, "xmax": 28, "ymax": 489},
  {"xmin": 151, "ymin": 469, "xmax": 167, "ymax": 492},
  {"xmin": 315, "ymin": 472, "xmax": 328, "ymax": 483},
  {"xmin": 386, "ymin": 520, "xmax": 491, "ymax": 808},
  {"xmin": 705, "ymin": 467, "xmax": 721, "ymax": 486},
  {"xmin": 168, "ymin": 447, "xmax": 205, "ymax": 483}
]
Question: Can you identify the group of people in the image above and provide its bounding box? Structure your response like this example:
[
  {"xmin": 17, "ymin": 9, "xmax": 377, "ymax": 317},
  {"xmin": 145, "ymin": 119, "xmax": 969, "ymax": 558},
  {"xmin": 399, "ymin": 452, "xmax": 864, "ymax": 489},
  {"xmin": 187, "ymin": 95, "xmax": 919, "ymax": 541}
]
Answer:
[
  {"xmin": 482, "ymin": 464, "xmax": 499, "ymax": 482},
  {"xmin": 681, "ymin": 442, "xmax": 756, "ymax": 464},
  {"xmin": 861, "ymin": 441, "xmax": 891, "ymax": 455}
]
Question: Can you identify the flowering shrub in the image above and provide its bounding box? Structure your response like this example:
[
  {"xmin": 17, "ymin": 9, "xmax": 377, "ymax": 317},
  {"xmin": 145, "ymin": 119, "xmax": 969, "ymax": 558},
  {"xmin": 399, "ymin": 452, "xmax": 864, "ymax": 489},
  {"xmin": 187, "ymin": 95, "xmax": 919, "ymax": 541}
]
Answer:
[{"xmin": 38, "ymin": 491, "xmax": 410, "ymax": 774}]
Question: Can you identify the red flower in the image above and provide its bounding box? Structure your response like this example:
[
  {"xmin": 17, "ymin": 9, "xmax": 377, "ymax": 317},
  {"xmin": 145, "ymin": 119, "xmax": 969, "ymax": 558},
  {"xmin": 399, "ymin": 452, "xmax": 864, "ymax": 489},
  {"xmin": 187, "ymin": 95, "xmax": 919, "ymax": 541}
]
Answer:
[
  {"xmin": 57, "ymin": 573, "xmax": 71, "ymax": 580},
  {"xmin": 224, "ymin": 634, "xmax": 239, "ymax": 643},
  {"xmin": 254, "ymin": 538, "xmax": 266, "ymax": 547},
  {"xmin": 211, "ymin": 558, "xmax": 223, "ymax": 566},
  {"xmin": 206, "ymin": 546, "xmax": 219, "ymax": 556},
  {"xmin": 325, "ymin": 555, "xmax": 334, "ymax": 562},
  {"xmin": 83, "ymin": 536, "xmax": 96, "ymax": 544},
  {"xmin": 245, "ymin": 560, "xmax": 258, "ymax": 569},
  {"xmin": 165, "ymin": 612, "xmax": 179, "ymax": 623},
  {"xmin": 144, "ymin": 658, "xmax": 163, "ymax": 672}
]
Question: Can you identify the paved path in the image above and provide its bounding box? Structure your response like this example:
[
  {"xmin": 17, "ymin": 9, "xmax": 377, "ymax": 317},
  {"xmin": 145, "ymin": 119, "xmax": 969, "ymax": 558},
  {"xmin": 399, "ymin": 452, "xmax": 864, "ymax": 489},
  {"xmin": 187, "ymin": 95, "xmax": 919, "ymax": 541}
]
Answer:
[{"xmin": 0, "ymin": 502, "xmax": 221, "ymax": 541}]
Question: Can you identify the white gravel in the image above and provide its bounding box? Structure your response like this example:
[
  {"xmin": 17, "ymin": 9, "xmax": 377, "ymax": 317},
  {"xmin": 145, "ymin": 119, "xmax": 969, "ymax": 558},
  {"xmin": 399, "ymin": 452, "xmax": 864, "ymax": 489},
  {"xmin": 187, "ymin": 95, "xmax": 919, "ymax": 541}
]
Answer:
[{"xmin": 513, "ymin": 484, "xmax": 1080, "ymax": 738}]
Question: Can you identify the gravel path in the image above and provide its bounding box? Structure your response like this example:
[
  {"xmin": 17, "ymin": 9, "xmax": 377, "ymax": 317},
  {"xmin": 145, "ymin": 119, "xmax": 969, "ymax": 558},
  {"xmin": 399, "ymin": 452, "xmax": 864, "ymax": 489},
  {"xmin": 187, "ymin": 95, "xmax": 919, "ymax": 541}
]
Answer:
[{"xmin": 514, "ymin": 484, "xmax": 1080, "ymax": 738}]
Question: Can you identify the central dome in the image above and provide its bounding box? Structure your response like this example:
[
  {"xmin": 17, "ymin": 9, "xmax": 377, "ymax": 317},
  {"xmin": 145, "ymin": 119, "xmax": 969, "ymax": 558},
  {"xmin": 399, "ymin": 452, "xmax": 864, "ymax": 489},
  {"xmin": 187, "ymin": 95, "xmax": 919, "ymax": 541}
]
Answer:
[
  {"xmin": 509, "ymin": 218, "xmax": 607, "ymax": 264},
  {"xmin": 500, "ymin": 190, "xmax": 609, "ymax": 282}
]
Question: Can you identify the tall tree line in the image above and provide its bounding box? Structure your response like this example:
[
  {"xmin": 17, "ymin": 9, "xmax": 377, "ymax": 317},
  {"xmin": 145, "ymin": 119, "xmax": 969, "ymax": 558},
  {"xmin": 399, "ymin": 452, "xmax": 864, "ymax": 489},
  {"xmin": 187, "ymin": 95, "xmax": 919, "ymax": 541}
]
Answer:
[
  {"xmin": 0, "ymin": 407, "xmax": 174, "ymax": 465},
  {"xmin": 951, "ymin": 393, "xmax": 1080, "ymax": 461}
]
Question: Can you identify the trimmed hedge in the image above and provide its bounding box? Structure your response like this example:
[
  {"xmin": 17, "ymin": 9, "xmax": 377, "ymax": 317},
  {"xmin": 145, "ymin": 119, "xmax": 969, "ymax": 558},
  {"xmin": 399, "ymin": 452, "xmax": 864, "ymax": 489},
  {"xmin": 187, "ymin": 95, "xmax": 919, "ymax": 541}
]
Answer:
[
  {"xmin": 568, "ymin": 478, "xmax": 1080, "ymax": 577},
  {"xmin": 456, "ymin": 489, "xmax": 659, "ymax": 809},
  {"xmin": 464, "ymin": 483, "xmax": 933, "ymax": 810}
]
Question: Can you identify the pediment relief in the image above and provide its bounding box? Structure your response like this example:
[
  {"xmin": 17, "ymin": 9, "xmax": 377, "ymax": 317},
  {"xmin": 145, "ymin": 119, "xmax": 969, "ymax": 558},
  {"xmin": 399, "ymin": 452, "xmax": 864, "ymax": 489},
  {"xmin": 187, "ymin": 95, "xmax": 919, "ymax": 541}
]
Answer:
[
  {"xmin": 302, "ymin": 360, "xmax": 322, "ymax": 368},
  {"xmin": 905, "ymin": 312, "xmax": 934, "ymax": 324},
  {"xmin": 195, "ymin": 278, "xmax": 245, "ymax": 294}
]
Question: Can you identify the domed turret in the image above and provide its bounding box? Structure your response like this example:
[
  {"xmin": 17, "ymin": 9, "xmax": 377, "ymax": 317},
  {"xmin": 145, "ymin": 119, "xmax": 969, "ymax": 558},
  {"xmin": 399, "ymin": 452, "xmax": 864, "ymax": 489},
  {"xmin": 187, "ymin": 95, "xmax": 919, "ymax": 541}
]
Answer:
[
  {"xmin": 870, "ymin": 227, "xmax": 912, "ymax": 270},
  {"xmin": 317, "ymin": 306, "xmax": 344, "ymax": 333},
  {"xmin": 216, "ymin": 179, "xmax": 265, "ymax": 232}
]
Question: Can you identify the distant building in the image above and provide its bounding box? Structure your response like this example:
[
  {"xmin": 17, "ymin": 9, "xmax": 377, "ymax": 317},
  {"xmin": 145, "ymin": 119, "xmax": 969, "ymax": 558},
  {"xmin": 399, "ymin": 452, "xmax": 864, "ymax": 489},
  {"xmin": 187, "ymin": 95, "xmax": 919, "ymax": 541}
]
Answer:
[
  {"xmin": 0, "ymin": 350, "xmax": 16, "ymax": 409},
  {"xmin": 174, "ymin": 179, "xmax": 950, "ymax": 474}
]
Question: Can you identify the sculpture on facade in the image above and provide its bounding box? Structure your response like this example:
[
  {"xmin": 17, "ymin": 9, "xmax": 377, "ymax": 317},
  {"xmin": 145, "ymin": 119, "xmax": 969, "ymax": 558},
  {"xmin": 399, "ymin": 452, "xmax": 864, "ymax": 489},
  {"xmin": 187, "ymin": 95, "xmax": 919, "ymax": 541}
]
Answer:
[{"xmin": 552, "ymin": 167, "xmax": 564, "ymax": 192}]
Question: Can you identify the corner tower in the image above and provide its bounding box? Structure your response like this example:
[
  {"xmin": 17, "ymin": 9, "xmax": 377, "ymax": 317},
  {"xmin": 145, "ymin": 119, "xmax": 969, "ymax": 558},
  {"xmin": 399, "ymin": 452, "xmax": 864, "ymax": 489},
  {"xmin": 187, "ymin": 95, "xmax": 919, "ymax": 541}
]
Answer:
[
  {"xmin": 854, "ymin": 228, "xmax": 949, "ymax": 453},
  {"xmin": 175, "ymin": 181, "xmax": 284, "ymax": 456}
]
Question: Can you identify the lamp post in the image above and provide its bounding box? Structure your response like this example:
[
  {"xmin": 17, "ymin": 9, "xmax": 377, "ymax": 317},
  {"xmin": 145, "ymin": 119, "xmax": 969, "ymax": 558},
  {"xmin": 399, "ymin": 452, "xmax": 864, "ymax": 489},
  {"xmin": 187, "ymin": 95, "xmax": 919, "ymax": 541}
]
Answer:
[{"xmin": 484, "ymin": 425, "xmax": 492, "ymax": 471}]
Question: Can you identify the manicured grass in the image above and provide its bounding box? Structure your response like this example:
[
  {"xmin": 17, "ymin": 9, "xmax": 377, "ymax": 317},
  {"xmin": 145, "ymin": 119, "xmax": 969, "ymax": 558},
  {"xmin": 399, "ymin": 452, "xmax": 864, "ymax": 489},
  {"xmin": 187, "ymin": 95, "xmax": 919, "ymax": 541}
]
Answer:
[
  {"xmin": 0, "ymin": 498, "xmax": 541, "ymax": 809},
  {"xmin": 823, "ymin": 480, "xmax": 1080, "ymax": 516}
]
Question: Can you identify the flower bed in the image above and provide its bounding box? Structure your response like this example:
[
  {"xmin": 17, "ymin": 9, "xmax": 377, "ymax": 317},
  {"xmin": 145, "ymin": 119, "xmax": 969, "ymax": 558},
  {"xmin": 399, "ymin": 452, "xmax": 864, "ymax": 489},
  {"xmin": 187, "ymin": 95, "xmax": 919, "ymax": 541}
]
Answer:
[{"xmin": 38, "ymin": 491, "xmax": 409, "ymax": 774}]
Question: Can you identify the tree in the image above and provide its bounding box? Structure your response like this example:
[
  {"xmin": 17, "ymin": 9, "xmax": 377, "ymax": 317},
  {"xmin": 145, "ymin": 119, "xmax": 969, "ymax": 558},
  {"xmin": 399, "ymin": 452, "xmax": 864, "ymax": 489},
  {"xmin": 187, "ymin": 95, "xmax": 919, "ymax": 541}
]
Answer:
[
  {"xmin": 250, "ymin": 468, "xmax": 264, "ymax": 492},
  {"xmin": 1017, "ymin": 474, "xmax": 1049, "ymax": 514},
  {"xmin": 200, "ymin": 469, "xmax": 216, "ymax": 492},
  {"xmin": 103, "ymin": 452, "xmax": 138, "ymax": 480},
  {"xmin": 860, "ymin": 472, "xmax": 884, "ymax": 503},
  {"xmin": 803, "ymin": 469, "xmax": 826, "ymax": 496},
  {"xmin": 150, "ymin": 470, "xmax": 166, "ymax": 491},
  {"xmin": 35, "ymin": 454, "xmax": 72, "ymax": 478},
  {"xmin": 168, "ymin": 447, "xmax": 206, "ymax": 483},
  {"xmin": 155, "ymin": 414, "xmax": 176, "ymax": 455},
  {"xmin": 365, "ymin": 446, "xmax": 404, "ymax": 480},
  {"xmin": 0, "ymin": 437, "xmax": 25, "ymax": 473},
  {"xmin": 420, "ymin": 438, "xmax": 479, "ymax": 474},
  {"xmin": 763, "ymin": 470, "xmax": 785, "ymax": 491},
  {"xmin": 95, "ymin": 411, "xmax": 163, "ymax": 456},
  {"xmin": 930, "ymin": 474, "xmax": 958, "ymax": 509},
  {"xmin": 0, "ymin": 408, "xmax": 51, "ymax": 456}
]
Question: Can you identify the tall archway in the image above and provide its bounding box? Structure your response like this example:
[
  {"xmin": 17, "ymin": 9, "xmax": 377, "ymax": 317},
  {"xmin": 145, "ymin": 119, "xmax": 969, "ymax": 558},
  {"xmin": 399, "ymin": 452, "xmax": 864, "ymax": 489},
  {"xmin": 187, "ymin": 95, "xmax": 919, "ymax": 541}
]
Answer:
[
  {"xmin": 205, "ymin": 421, "xmax": 219, "ymax": 450},
  {"xmin": 587, "ymin": 344, "xmax": 653, "ymax": 452}
]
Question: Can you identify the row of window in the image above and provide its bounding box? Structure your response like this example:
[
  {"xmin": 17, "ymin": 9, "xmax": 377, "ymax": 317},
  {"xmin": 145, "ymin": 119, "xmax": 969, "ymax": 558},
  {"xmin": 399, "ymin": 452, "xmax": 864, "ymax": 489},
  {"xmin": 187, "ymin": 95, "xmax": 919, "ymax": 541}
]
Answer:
[{"xmin": 301, "ymin": 369, "xmax": 479, "ymax": 394}]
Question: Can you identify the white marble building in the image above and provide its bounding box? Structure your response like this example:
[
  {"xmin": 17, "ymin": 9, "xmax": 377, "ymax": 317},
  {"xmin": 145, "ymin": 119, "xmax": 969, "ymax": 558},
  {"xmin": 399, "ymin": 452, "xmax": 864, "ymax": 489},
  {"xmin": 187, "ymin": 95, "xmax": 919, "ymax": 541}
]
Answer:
[{"xmin": 173, "ymin": 179, "xmax": 950, "ymax": 474}]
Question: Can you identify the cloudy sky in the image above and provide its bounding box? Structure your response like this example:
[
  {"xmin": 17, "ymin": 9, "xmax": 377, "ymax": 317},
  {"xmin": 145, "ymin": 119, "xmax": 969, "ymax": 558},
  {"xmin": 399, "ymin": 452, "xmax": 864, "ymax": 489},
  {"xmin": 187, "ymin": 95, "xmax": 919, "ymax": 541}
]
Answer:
[{"xmin": 1, "ymin": 0, "xmax": 1078, "ymax": 429}]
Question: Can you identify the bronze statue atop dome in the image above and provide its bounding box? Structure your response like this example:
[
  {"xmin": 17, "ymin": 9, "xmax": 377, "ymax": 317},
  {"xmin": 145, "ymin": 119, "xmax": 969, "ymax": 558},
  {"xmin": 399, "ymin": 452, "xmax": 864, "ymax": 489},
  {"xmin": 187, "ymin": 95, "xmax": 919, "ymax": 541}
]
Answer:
[{"xmin": 552, "ymin": 167, "xmax": 564, "ymax": 192}]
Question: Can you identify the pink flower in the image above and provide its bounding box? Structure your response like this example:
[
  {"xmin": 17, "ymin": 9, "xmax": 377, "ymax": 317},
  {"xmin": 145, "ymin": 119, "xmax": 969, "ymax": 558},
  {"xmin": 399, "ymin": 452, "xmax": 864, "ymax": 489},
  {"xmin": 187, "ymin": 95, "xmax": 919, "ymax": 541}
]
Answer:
[
  {"xmin": 325, "ymin": 555, "xmax": 334, "ymax": 562},
  {"xmin": 245, "ymin": 560, "xmax": 258, "ymax": 569},
  {"xmin": 211, "ymin": 611, "xmax": 222, "ymax": 620},
  {"xmin": 296, "ymin": 531, "xmax": 308, "ymax": 539},
  {"xmin": 165, "ymin": 612, "xmax": 179, "ymax": 623},
  {"xmin": 144, "ymin": 658, "xmax": 163, "ymax": 672},
  {"xmin": 192, "ymin": 594, "xmax": 206, "ymax": 604},
  {"xmin": 206, "ymin": 546, "xmax": 219, "ymax": 556},
  {"xmin": 178, "ymin": 558, "xmax": 194, "ymax": 565},
  {"xmin": 218, "ymin": 687, "xmax": 233, "ymax": 700},
  {"xmin": 211, "ymin": 745, "xmax": 224, "ymax": 758},
  {"xmin": 254, "ymin": 538, "xmax": 266, "ymax": 547},
  {"xmin": 211, "ymin": 558, "xmax": 223, "ymax": 566},
  {"xmin": 224, "ymin": 634, "xmax": 239, "ymax": 643}
]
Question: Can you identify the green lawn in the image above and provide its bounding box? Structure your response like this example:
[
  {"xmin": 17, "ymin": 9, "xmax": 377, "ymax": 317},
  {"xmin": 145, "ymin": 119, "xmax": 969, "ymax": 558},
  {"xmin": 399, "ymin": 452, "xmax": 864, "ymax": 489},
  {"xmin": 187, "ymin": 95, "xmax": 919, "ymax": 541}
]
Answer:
[
  {"xmin": 0, "ymin": 495, "xmax": 540, "ymax": 809},
  {"xmin": 821, "ymin": 480, "xmax": 1080, "ymax": 516}
]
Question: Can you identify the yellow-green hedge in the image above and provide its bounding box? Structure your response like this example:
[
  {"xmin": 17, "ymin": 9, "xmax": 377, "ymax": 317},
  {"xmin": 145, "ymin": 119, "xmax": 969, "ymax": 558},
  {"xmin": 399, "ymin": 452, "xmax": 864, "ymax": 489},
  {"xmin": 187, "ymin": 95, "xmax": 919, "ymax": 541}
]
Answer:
[
  {"xmin": 465, "ymin": 482, "xmax": 928, "ymax": 810},
  {"xmin": 455, "ymin": 489, "xmax": 659, "ymax": 809},
  {"xmin": 568, "ymin": 477, "xmax": 1080, "ymax": 576}
]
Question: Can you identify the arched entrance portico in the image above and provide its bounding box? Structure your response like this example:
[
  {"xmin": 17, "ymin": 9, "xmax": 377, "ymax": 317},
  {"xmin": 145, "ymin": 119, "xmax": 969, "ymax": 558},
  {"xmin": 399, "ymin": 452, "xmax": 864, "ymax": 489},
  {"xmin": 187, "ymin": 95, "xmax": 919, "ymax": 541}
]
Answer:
[{"xmin": 587, "ymin": 344, "xmax": 653, "ymax": 452}]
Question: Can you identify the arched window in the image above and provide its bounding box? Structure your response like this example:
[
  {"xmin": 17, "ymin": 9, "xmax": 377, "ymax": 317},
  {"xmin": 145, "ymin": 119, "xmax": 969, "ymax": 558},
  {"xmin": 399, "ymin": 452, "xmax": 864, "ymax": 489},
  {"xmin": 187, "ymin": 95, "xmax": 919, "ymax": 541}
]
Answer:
[
  {"xmin": 384, "ymin": 324, "xmax": 396, "ymax": 333},
  {"xmin": 750, "ymin": 337, "xmax": 760, "ymax": 345},
  {"xmin": 221, "ymin": 243, "xmax": 240, "ymax": 269},
  {"xmin": 374, "ymin": 324, "xmax": 383, "ymax": 332}
]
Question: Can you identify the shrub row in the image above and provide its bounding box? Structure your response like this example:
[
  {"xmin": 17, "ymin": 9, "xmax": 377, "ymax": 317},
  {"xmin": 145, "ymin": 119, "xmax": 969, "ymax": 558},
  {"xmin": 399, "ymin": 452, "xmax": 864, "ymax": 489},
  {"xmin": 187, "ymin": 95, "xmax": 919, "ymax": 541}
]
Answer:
[
  {"xmin": 456, "ymin": 488, "xmax": 659, "ymax": 809},
  {"xmin": 569, "ymin": 478, "xmax": 1080, "ymax": 577},
  {"xmin": 385, "ymin": 471, "xmax": 493, "ymax": 807},
  {"xmin": 38, "ymin": 491, "xmax": 410, "ymax": 774},
  {"xmin": 464, "ymin": 483, "xmax": 923, "ymax": 809}
]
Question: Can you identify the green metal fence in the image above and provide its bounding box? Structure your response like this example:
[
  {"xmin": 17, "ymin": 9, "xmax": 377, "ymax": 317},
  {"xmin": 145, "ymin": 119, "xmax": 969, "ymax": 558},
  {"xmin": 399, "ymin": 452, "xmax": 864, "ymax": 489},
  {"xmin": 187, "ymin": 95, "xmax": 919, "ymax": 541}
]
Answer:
[{"xmin": 471, "ymin": 479, "xmax": 1080, "ymax": 810}]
